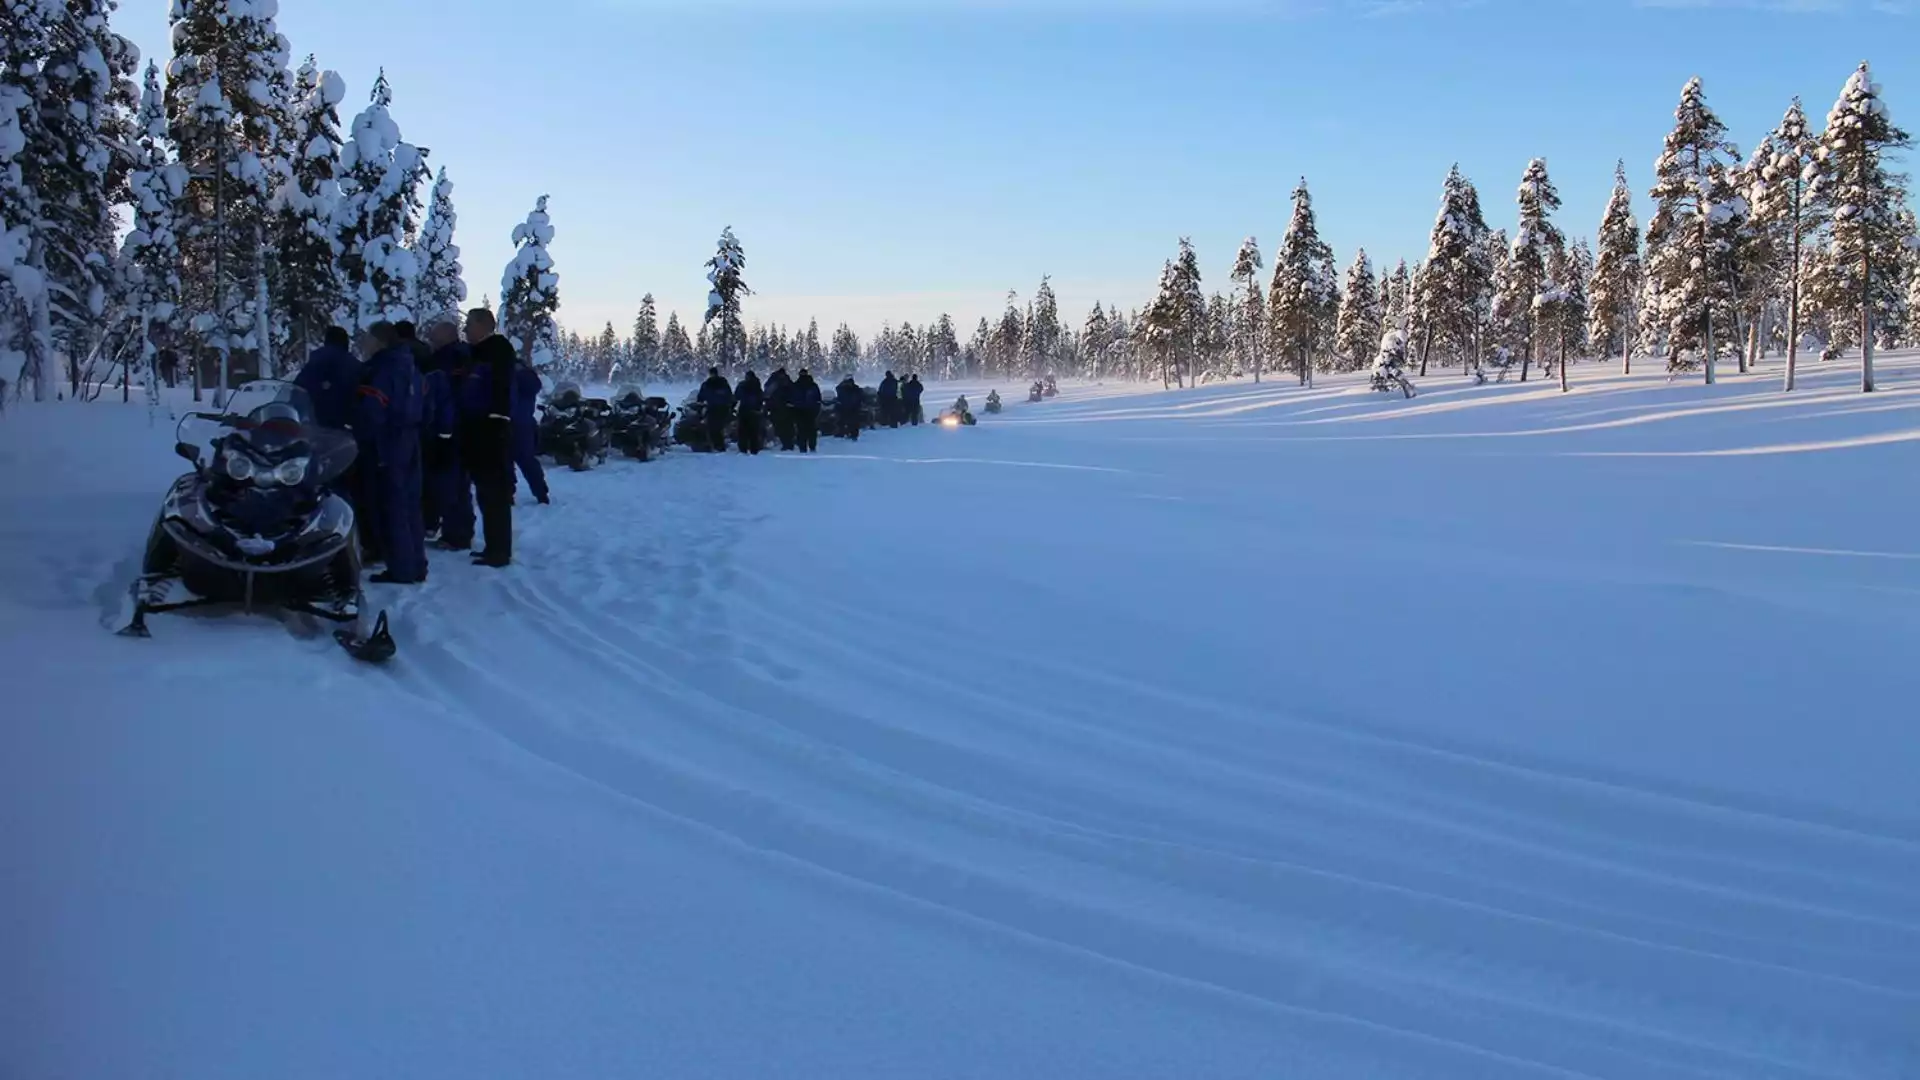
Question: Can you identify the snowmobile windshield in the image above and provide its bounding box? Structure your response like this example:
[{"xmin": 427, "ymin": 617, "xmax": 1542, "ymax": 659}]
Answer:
[
  {"xmin": 177, "ymin": 381, "xmax": 357, "ymax": 487},
  {"xmin": 551, "ymin": 382, "xmax": 584, "ymax": 408},
  {"xmin": 614, "ymin": 385, "xmax": 645, "ymax": 408}
]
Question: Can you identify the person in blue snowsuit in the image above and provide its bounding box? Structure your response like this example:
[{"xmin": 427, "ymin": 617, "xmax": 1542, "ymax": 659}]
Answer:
[
  {"xmin": 460, "ymin": 309, "xmax": 518, "ymax": 568},
  {"xmin": 353, "ymin": 322, "xmax": 428, "ymax": 585},
  {"xmin": 834, "ymin": 376, "xmax": 864, "ymax": 441},
  {"xmin": 902, "ymin": 374, "xmax": 925, "ymax": 425},
  {"xmin": 292, "ymin": 326, "xmax": 360, "ymax": 431},
  {"xmin": 512, "ymin": 360, "xmax": 549, "ymax": 505},
  {"xmin": 791, "ymin": 369, "xmax": 823, "ymax": 453},
  {"xmin": 423, "ymin": 320, "xmax": 473, "ymax": 550},
  {"xmin": 878, "ymin": 370, "xmax": 900, "ymax": 428},
  {"xmin": 734, "ymin": 370, "xmax": 765, "ymax": 455},
  {"xmin": 697, "ymin": 367, "xmax": 733, "ymax": 452}
]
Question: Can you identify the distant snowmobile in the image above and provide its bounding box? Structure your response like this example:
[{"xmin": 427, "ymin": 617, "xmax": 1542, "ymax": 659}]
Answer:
[
  {"xmin": 537, "ymin": 382, "xmax": 610, "ymax": 471},
  {"xmin": 984, "ymin": 390, "xmax": 1002, "ymax": 414},
  {"xmin": 1028, "ymin": 381, "xmax": 1045, "ymax": 403},
  {"xmin": 1042, "ymin": 376, "xmax": 1059, "ymax": 398},
  {"xmin": 608, "ymin": 387, "xmax": 673, "ymax": 462},
  {"xmin": 116, "ymin": 380, "xmax": 392, "ymax": 662},
  {"xmin": 937, "ymin": 396, "xmax": 977, "ymax": 427}
]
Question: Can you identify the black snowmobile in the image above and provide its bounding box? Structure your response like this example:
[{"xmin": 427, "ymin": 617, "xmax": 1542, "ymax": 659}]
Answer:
[
  {"xmin": 117, "ymin": 380, "xmax": 393, "ymax": 662},
  {"xmin": 537, "ymin": 382, "xmax": 610, "ymax": 471},
  {"xmin": 983, "ymin": 390, "xmax": 1003, "ymax": 414},
  {"xmin": 1042, "ymin": 376, "xmax": 1059, "ymax": 398},
  {"xmin": 608, "ymin": 387, "xmax": 673, "ymax": 461},
  {"xmin": 1028, "ymin": 381, "xmax": 1045, "ymax": 403},
  {"xmin": 673, "ymin": 392, "xmax": 718, "ymax": 451}
]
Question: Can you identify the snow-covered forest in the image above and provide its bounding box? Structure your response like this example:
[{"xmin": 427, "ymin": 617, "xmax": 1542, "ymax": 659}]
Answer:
[{"xmin": 3, "ymin": 2, "xmax": 1916, "ymax": 400}]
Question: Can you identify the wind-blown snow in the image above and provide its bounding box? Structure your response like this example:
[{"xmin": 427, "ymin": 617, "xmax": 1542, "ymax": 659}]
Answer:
[{"xmin": 4, "ymin": 356, "xmax": 1919, "ymax": 1079}]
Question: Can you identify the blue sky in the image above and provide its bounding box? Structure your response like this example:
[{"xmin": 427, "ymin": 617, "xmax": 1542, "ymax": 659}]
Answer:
[{"xmin": 117, "ymin": 0, "xmax": 1913, "ymax": 340}]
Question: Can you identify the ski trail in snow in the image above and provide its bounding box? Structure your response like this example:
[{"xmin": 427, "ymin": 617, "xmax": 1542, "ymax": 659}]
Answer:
[{"xmin": 1684, "ymin": 541, "xmax": 1920, "ymax": 561}]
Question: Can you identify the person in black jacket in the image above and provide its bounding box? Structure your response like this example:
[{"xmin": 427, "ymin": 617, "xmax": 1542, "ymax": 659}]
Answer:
[
  {"xmin": 878, "ymin": 370, "xmax": 900, "ymax": 428},
  {"xmin": 903, "ymin": 374, "xmax": 925, "ymax": 425},
  {"xmin": 697, "ymin": 367, "xmax": 732, "ymax": 453},
  {"xmin": 834, "ymin": 376, "xmax": 864, "ymax": 441},
  {"xmin": 461, "ymin": 308, "xmax": 517, "ymax": 568},
  {"xmin": 765, "ymin": 366, "xmax": 795, "ymax": 451},
  {"xmin": 734, "ymin": 370, "xmax": 765, "ymax": 455},
  {"xmin": 791, "ymin": 369, "xmax": 823, "ymax": 452}
]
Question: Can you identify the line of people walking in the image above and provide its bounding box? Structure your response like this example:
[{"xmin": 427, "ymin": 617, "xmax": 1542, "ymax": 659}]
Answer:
[
  {"xmin": 295, "ymin": 307, "xmax": 547, "ymax": 583},
  {"xmin": 694, "ymin": 366, "xmax": 929, "ymax": 454}
]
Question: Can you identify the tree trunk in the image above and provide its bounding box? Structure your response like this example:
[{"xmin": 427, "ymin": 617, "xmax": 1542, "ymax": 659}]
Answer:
[
  {"xmin": 1417, "ymin": 324, "xmax": 1434, "ymax": 377},
  {"xmin": 1860, "ymin": 248, "xmax": 1875, "ymax": 393},
  {"xmin": 213, "ymin": 126, "xmax": 230, "ymax": 409},
  {"xmin": 1519, "ymin": 315, "xmax": 1532, "ymax": 383},
  {"xmin": 1745, "ymin": 317, "xmax": 1759, "ymax": 374},
  {"xmin": 1704, "ymin": 309, "xmax": 1716, "ymax": 385},
  {"xmin": 253, "ymin": 221, "xmax": 272, "ymax": 379},
  {"xmin": 1621, "ymin": 303, "xmax": 1634, "ymax": 375},
  {"xmin": 1558, "ymin": 328, "xmax": 1569, "ymax": 393},
  {"xmin": 1784, "ymin": 214, "xmax": 1802, "ymax": 391}
]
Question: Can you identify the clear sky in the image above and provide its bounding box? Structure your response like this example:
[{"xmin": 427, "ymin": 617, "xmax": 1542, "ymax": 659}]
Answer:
[{"xmin": 115, "ymin": 0, "xmax": 1914, "ymax": 341}]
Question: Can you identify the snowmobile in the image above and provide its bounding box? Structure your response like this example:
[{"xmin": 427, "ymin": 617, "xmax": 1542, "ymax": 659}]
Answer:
[
  {"xmin": 1028, "ymin": 381, "xmax": 1046, "ymax": 403},
  {"xmin": 673, "ymin": 393, "xmax": 719, "ymax": 451},
  {"xmin": 1042, "ymin": 376, "xmax": 1059, "ymax": 398},
  {"xmin": 983, "ymin": 390, "xmax": 1003, "ymax": 414},
  {"xmin": 116, "ymin": 380, "xmax": 393, "ymax": 663},
  {"xmin": 936, "ymin": 397, "xmax": 978, "ymax": 427},
  {"xmin": 537, "ymin": 382, "xmax": 610, "ymax": 471},
  {"xmin": 607, "ymin": 387, "xmax": 673, "ymax": 461}
]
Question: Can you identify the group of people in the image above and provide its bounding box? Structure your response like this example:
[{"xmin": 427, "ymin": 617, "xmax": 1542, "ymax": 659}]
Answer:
[
  {"xmin": 693, "ymin": 367, "xmax": 940, "ymax": 455},
  {"xmin": 293, "ymin": 307, "xmax": 548, "ymax": 583}
]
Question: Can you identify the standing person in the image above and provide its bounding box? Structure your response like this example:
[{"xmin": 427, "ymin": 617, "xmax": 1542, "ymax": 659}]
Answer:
[
  {"xmin": 791, "ymin": 369, "xmax": 822, "ymax": 452},
  {"xmin": 293, "ymin": 326, "xmax": 360, "ymax": 431},
  {"xmin": 734, "ymin": 370, "xmax": 765, "ymax": 455},
  {"xmin": 396, "ymin": 322, "xmax": 445, "ymax": 537},
  {"xmin": 903, "ymin": 374, "xmax": 925, "ymax": 425},
  {"xmin": 425, "ymin": 320, "xmax": 473, "ymax": 551},
  {"xmin": 878, "ymin": 370, "xmax": 900, "ymax": 428},
  {"xmin": 460, "ymin": 308, "xmax": 516, "ymax": 569},
  {"xmin": 834, "ymin": 376, "xmax": 864, "ymax": 442},
  {"xmin": 697, "ymin": 366, "xmax": 733, "ymax": 452},
  {"xmin": 765, "ymin": 366, "xmax": 795, "ymax": 451},
  {"xmin": 354, "ymin": 322, "xmax": 428, "ymax": 585},
  {"xmin": 512, "ymin": 358, "xmax": 549, "ymax": 505}
]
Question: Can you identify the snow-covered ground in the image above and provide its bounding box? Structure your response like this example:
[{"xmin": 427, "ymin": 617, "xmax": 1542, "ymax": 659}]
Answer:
[{"xmin": 4, "ymin": 355, "xmax": 1918, "ymax": 1080}]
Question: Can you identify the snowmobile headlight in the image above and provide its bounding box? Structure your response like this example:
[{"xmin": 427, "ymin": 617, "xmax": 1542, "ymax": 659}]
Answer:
[
  {"xmin": 224, "ymin": 449, "xmax": 256, "ymax": 481},
  {"xmin": 940, "ymin": 415, "xmax": 960, "ymax": 428},
  {"xmin": 271, "ymin": 457, "xmax": 309, "ymax": 487}
]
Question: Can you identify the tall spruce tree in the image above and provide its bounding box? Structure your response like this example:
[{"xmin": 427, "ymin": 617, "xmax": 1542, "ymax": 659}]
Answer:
[
  {"xmin": 332, "ymin": 72, "xmax": 428, "ymax": 333},
  {"xmin": 1588, "ymin": 161, "xmax": 1643, "ymax": 372},
  {"xmin": 1028, "ymin": 276, "xmax": 1062, "ymax": 377},
  {"xmin": 928, "ymin": 313, "xmax": 960, "ymax": 379},
  {"xmin": 1644, "ymin": 77, "xmax": 1737, "ymax": 382},
  {"xmin": 660, "ymin": 310, "xmax": 693, "ymax": 379},
  {"xmin": 630, "ymin": 294, "xmax": 661, "ymax": 381},
  {"xmin": 1504, "ymin": 158, "xmax": 1564, "ymax": 383},
  {"xmin": 1808, "ymin": 62, "xmax": 1911, "ymax": 392},
  {"xmin": 121, "ymin": 61, "xmax": 186, "ymax": 405},
  {"xmin": 500, "ymin": 195, "xmax": 559, "ymax": 365},
  {"xmin": 412, "ymin": 167, "xmax": 465, "ymax": 328},
  {"xmin": 830, "ymin": 322, "xmax": 860, "ymax": 372},
  {"xmin": 993, "ymin": 291, "xmax": 1023, "ymax": 377},
  {"xmin": 1410, "ymin": 165, "xmax": 1493, "ymax": 376},
  {"xmin": 1082, "ymin": 303, "xmax": 1110, "ymax": 379},
  {"xmin": 270, "ymin": 57, "xmax": 344, "ymax": 366},
  {"xmin": 1230, "ymin": 236, "xmax": 1265, "ymax": 381},
  {"xmin": 1750, "ymin": 100, "xmax": 1820, "ymax": 388},
  {"xmin": 703, "ymin": 225, "xmax": 749, "ymax": 373},
  {"xmin": 1383, "ymin": 258, "xmax": 1413, "ymax": 337},
  {"xmin": 1268, "ymin": 179, "xmax": 1338, "ymax": 386},
  {"xmin": 1334, "ymin": 248, "xmax": 1382, "ymax": 370}
]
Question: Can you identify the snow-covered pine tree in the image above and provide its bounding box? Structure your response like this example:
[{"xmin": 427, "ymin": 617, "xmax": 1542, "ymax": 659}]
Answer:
[
  {"xmin": 1714, "ymin": 155, "xmax": 1762, "ymax": 374},
  {"xmin": 1269, "ymin": 180, "xmax": 1338, "ymax": 386},
  {"xmin": 702, "ymin": 225, "xmax": 749, "ymax": 373},
  {"xmin": 830, "ymin": 322, "xmax": 860, "ymax": 373},
  {"xmin": 270, "ymin": 57, "xmax": 345, "ymax": 366},
  {"xmin": 661, "ymin": 311, "xmax": 693, "ymax": 379},
  {"xmin": 1170, "ymin": 239, "xmax": 1205, "ymax": 386},
  {"xmin": 1029, "ymin": 276, "xmax": 1063, "ymax": 377},
  {"xmin": 993, "ymin": 291, "xmax": 1023, "ymax": 377},
  {"xmin": 1483, "ymin": 229, "xmax": 1518, "ymax": 379},
  {"xmin": 1808, "ymin": 62, "xmax": 1911, "ymax": 393},
  {"xmin": 167, "ymin": 0, "xmax": 291, "ymax": 398},
  {"xmin": 412, "ymin": 167, "xmax": 465, "ymax": 329},
  {"xmin": 1503, "ymin": 158, "xmax": 1564, "ymax": 383},
  {"xmin": 1383, "ymin": 259, "xmax": 1413, "ymax": 337},
  {"xmin": 1588, "ymin": 161, "xmax": 1643, "ymax": 372},
  {"xmin": 500, "ymin": 195, "xmax": 560, "ymax": 366},
  {"xmin": 332, "ymin": 72, "xmax": 429, "ymax": 333},
  {"xmin": 1749, "ymin": 100, "xmax": 1820, "ymax": 385},
  {"xmin": 1143, "ymin": 260, "xmax": 1179, "ymax": 389},
  {"xmin": 1, "ymin": 2, "xmax": 58, "ymax": 400},
  {"xmin": 928, "ymin": 313, "xmax": 960, "ymax": 379},
  {"xmin": 967, "ymin": 318, "xmax": 991, "ymax": 378},
  {"xmin": 1409, "ymin": 165, "xmax": 1493, "ymax": 377},
  {"xmin": 1230, "ymin": 236, "xmax": 1264, "ymax": 381},
  {"xmin": 1536, "ymin": 236, "xmax": 1589, "ymax": 392},
  {"xmin": 803, "ymin": 318, "xmax": 825, "ymax": 371},
  {"xmin": 1644, "ymin": 77, "xmax": 1737, "ymax": 382},
  {"xmin": 1334, "ymin": 249, "xmax": 1382, "ymax": 371},
  {"xmin": 1082, "ymin": 303, "xmax": 1110, "ymax": 379},
  {"xmin": 121, "ymin": 61, "xmax": 187, "ymax": 406},
  {"xmin": 629, "ymin": 294, "xmax": 661, "ymax": 382}
]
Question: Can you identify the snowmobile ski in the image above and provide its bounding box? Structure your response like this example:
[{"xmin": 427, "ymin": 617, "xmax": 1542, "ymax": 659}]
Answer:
[{"xmin": 336, "ymin": 610, "xmax": 397, "ymax": 664}]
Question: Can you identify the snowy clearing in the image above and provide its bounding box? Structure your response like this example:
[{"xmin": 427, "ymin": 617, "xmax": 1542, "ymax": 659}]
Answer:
[{"xmin": 4, "ymin": 356, "xmax": 1919, "ymax": 1080}]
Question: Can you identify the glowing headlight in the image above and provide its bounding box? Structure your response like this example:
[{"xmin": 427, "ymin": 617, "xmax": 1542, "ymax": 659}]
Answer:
[
  {"xmin": 224, "ymin": 450, "xmax": 256, "ymax": 481},
  {"xmin": 940, "ymin": 415, "xmax": 960, "ymax": 427},
  {"xmin": 272, "ymin": 457, "xmax": 309, "ymax": 487}
]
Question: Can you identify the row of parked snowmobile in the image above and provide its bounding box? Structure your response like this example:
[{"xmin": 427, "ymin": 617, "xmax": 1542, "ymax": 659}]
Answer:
[{"xmin": 534, "ymin": 384, "xmax": 675, "ymax": 470}]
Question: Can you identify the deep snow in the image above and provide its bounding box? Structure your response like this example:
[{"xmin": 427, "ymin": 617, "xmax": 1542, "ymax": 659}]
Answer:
[{"xmin": 3, "ymin": 356, "xmax": 1918, "ymax": 1080}]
